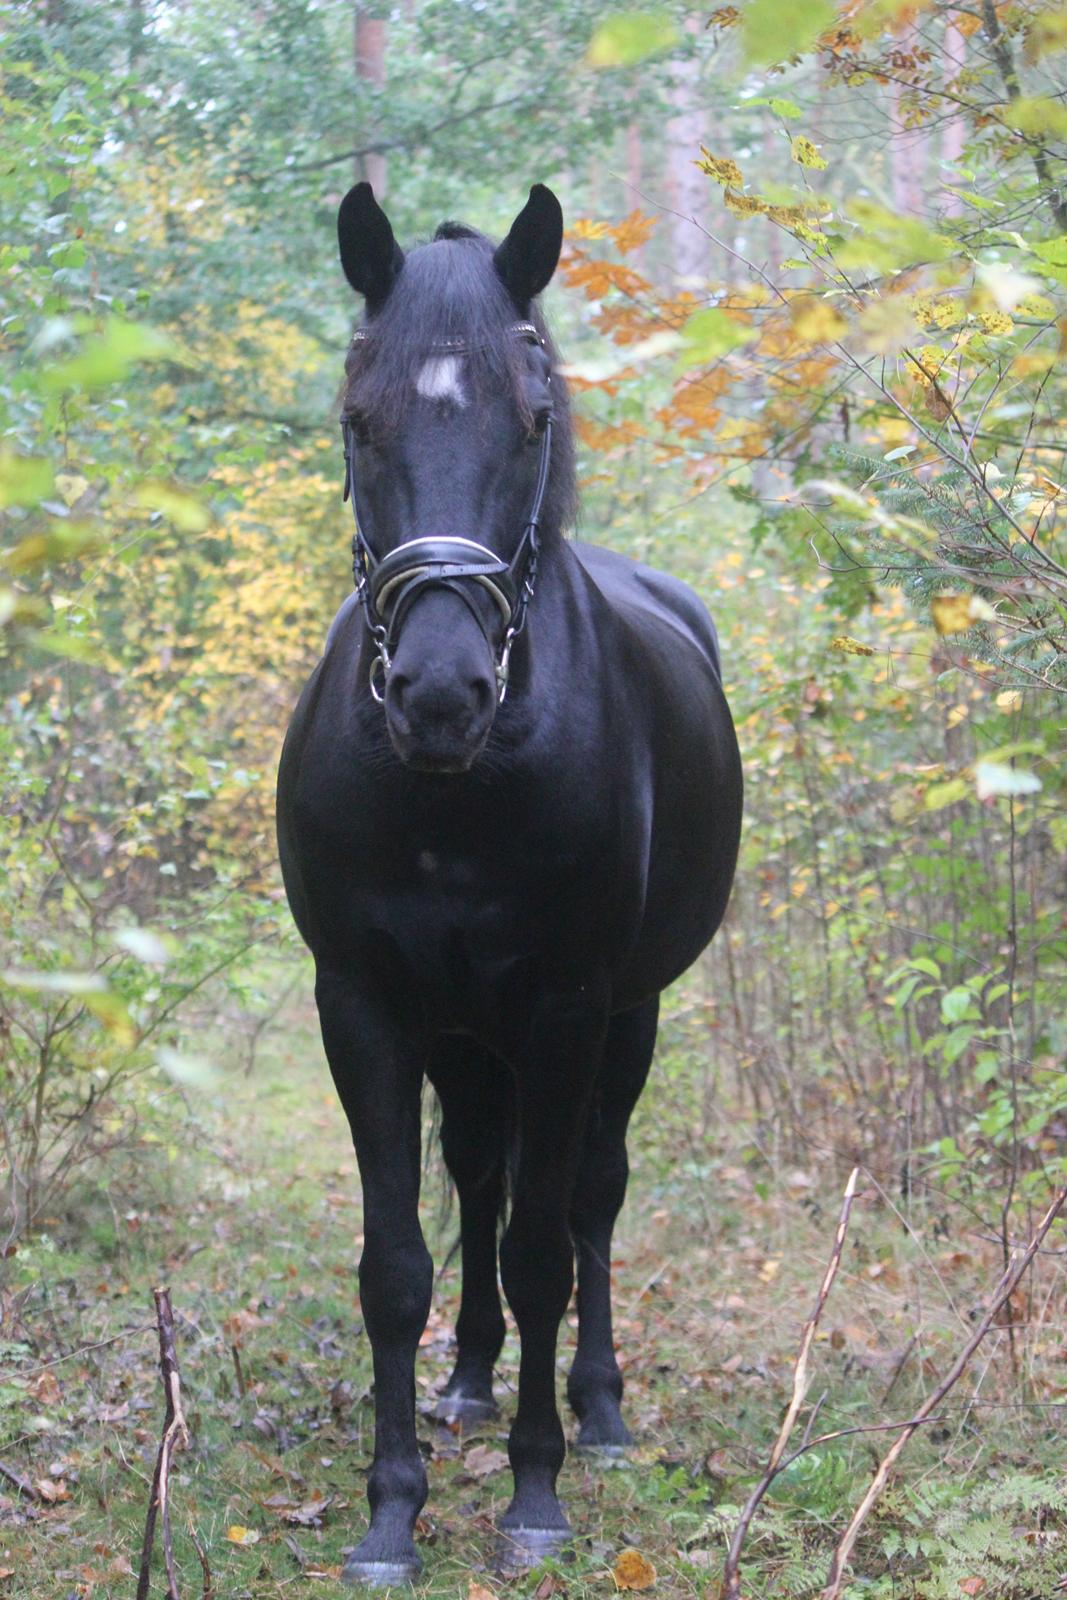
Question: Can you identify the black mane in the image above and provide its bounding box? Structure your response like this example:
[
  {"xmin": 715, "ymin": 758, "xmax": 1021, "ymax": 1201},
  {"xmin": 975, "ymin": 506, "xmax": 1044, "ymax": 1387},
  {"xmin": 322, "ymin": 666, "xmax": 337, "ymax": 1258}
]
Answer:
[{"xmin": 342, "ymin": 225, "xmax": 576, "ymax": 534}]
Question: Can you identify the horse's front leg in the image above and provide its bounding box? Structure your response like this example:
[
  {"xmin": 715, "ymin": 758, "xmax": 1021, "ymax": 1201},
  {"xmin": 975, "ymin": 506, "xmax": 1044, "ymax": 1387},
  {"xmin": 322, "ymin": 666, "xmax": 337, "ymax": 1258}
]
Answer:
[
  {"xmin": 497, "ymin": 996, "xmax": 607, "ymax": 1564},
  {"xmin": 315, "ymin": 968, "xmax": 433, "ymax": 1586}
]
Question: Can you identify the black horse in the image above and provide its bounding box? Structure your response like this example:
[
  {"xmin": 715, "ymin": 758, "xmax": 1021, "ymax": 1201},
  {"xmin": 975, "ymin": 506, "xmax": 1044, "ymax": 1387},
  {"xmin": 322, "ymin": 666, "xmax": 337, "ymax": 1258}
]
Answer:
[{"xmin": 277, "ymin": 182, "xmax": 742, "ymax": 1584}]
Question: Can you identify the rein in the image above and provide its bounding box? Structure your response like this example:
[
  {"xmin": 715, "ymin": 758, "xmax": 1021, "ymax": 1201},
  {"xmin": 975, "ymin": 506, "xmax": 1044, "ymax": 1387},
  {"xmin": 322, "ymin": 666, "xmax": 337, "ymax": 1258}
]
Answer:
[{"xmin": 341, "ymin": 321, "xmax": 552, "ymax": 705}]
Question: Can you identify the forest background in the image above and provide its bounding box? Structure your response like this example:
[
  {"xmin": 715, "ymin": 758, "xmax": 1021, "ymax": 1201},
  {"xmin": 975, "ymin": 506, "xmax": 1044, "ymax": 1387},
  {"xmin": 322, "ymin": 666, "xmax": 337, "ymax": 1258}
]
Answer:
[{"xmin": 1, "ymin": 1, "xmax": 1065, "ymax": 1596}]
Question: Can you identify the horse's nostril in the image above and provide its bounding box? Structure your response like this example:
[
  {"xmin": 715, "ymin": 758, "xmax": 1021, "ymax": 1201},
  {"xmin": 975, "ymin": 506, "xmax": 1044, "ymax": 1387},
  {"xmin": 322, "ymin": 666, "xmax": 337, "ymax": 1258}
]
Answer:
[{"xmin": 471, "ymin": 676, "xmax": 495, "ymax": 719}]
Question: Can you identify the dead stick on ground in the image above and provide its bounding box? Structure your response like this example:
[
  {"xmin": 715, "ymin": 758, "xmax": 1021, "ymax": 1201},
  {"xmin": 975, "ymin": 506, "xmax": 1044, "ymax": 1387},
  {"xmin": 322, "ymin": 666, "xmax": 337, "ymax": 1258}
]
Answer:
[
  {"xmin": 821, "ymin": 1183, "xmax": 1067, "ymax": 1600},
  {"xmin": 0, "ymin": 1460, "xmax": 39, "ymax": 1500},
  {"xmin": 135, "ymin": 1286, "xmax": 191, "ymax": 1600},
  {"xmin": 722, "ymin": 1166, "xmax": 860, "ymax": 1600},
  {"xmin": 190, "ymin": 1526, "xmax": 214, "ymax": 1600}
]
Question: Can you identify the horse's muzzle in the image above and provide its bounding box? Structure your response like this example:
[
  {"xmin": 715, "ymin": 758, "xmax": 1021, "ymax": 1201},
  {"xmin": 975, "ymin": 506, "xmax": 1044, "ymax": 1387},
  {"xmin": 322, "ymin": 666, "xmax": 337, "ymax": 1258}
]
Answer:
[{"xmin": 383, "ymin": 668, "xmax": 496, "ymax": 772}]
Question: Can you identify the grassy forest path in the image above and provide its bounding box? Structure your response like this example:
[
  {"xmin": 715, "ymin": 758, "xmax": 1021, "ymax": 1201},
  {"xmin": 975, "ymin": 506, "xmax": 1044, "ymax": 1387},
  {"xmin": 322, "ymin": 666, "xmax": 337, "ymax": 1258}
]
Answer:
[{"xmin": 6, "ymin": 969, "xmax": 1064, "ymax": 1598}]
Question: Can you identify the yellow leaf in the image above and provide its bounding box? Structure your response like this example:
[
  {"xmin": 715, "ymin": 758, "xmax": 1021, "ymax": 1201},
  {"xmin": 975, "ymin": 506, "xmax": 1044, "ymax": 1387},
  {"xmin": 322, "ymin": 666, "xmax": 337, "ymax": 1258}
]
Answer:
[
  {"xmin": 697, "ymin": 148, "xmax": 743, "ymax": 186},
  {"xmin": 468, "ymin": 1582, "xmax": 497, "ymax": 1600},
  {"xmin": 996, "ymin": 690, "xmax": 1023, "ymax": 711},
  {"xmin": 791, "ymin": 296, "xmax": 847, "ymax": 343},
  {"xmin": 790, "ymin": 135, "xmax": 828, "ymax": 170},
  {"xmin": 613, "ymin": 1549, "xmax": 657, "ymax": 1590},
  {"xmin": 977, "ymin": 310, "xmax": 1013, "ymax": 335},
  {"xmin": 931, "ymin": 593, "xmax": 995, "ymax": 634},
  {"xmin": 724, "ymin": 188, "xmax": 768, "ymax": 217},
  {"xmin": 226, "ymin": 1525, "xmax": 260, "ymax": 1546},
  {"xmin": 54, "ymin": 472, "xmax": 90, "ymax": 507},
  {"xmin": 587, "ymin": 13, "xmax": 679, "ymax": 68},
  {"xmin": 830, "ymin": 635, "xmax": 875, "ymax": 656}
]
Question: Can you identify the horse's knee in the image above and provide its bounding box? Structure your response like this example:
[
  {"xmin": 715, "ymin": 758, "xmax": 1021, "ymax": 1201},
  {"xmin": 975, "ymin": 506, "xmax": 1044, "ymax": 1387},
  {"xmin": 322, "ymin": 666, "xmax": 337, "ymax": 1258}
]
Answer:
[
  {"xmin": 500, "ymin": 1211, "xmax": 573, "ymax": 1327},
  {"xmin": 570, "ymin": 1147, "xmax": 628, "ymax": 1238},
  {"xmin": 358, "ymin": 1235, "xmax": 433, "ymax": 1341}
]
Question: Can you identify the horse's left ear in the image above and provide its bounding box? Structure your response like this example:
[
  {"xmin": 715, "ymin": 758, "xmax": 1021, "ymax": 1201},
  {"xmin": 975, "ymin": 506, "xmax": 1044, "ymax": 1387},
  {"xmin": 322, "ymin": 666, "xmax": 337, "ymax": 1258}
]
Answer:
[{"xmin": 493, "ymin": 184, "xmax": 563, "ymax": 307}]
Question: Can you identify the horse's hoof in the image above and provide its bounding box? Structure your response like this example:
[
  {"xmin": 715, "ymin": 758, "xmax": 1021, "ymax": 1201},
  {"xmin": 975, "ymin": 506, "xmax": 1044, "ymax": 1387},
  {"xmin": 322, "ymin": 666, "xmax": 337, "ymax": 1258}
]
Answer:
[
  {"xmin": 574, "ymin": 1439, "xmax": 629, "ymax": 1459},
  {"xmin": 341, "ymin": 1555, "xmax": 422, "ymax": 1588},
  {"xmin": 432, "ymin": 1392, "xmax": 498, "ymax": 1424},
  {"xmin": 495, "ymin": 1526, "xmax": 571, "ymax": 1571}
]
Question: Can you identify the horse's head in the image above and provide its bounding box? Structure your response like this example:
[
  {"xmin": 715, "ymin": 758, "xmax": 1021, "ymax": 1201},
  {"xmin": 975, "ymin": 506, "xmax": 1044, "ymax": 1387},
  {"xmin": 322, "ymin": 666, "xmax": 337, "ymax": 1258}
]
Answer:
[{"xmin": 338, "ymin": 184, "xmax": 572, "ymax": 773}]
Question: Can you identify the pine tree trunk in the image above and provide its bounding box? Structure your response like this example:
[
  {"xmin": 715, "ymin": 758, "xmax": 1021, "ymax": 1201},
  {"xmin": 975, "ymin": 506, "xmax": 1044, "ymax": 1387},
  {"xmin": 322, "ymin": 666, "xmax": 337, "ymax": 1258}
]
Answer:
[{"xmin": 354, "ymin": 6, "xmax": 387, "ymax": 195}]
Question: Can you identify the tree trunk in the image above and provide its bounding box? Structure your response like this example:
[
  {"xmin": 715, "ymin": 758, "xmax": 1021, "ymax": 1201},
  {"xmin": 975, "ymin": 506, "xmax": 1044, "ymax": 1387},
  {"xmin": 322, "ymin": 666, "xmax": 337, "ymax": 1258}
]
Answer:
[
  {"xmin": 940, "ymin": 19, "xmax": 967, "ymax": 216},
  {"xmin": 888, "ymin": 22, "xmax": 927, "ymax": 217},
  {"xmin": 354, "ymin": 6, "xmax": 387, "ymax": 195},
  {"xmin": 664, "ymin": 26, "xmax": 710, "ymax": 288}
]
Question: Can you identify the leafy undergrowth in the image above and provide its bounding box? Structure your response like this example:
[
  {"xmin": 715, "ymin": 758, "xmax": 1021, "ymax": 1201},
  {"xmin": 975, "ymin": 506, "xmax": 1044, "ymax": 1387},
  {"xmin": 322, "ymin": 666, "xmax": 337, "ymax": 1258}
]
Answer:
[{"xmin": 2, "ymin": 967, "xmax": 1065, "ymax": 1599}]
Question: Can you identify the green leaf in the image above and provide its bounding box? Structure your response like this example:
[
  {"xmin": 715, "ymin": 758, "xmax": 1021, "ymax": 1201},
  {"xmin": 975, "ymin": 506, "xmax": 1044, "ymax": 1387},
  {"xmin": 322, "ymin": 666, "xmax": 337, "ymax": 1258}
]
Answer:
[
  {"xmin": 1, "ymin": 968, "xmax": 107, "ymax": 995},
  {"xmin": 837, "ymin": 201, "xmax": 954, "ymax": 271},
  {"xmin": 1031, "ymin": 235, "xmax": 1067, "ymax": 267},
  {"xmin": 43, "ymin": 318, "xmax": 177, "ymax": 392},
  {"xmin": 1001, "ymin": 97, "xmax": 1067, "ymax": 139},
  {"xmin": 587, "ymin": 11, "xmax": 679, "ymax": 67},
  {"xmin": 677, "ymin": 308, "xmax": 757, "ymax": 365},
  {"xmin": 0, "ymin": 454, "xmax": 54, "ymax": 511},
  {"xmin": 131, "ymin": 481, "xmax": 210, "ymax": 533},
  {"xmin": 974, "ymin": 761, "xmax": 1042, "ymax": 799},
  {"xmin": 113, "ymin": 927, "xmax": 172, "ymax": 966},
  {"xmin": 741, "ymin": 0, "xmax": 835, "ymax": 66},
  {"xmin": 746, "ymin": 95, "xmax": 803, "ymax": 118},
  {"xmin": 157, "ymin": 1048, "xmax": 219, "ymax": 1088},
  {"xmin": 924, "ymin": 777, "xmax": 969, "ymax": 811},
  {"xmin": 941, "ymin": 986, "xmax": 978, "ymax": 1024}
]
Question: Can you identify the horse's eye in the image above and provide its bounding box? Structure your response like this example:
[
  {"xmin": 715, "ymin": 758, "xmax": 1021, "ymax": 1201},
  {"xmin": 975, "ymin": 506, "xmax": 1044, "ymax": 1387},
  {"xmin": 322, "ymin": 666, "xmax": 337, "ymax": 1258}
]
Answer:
[{"xmin": 346, "ymin": 413, "xmax": 372, "ymax": 446}]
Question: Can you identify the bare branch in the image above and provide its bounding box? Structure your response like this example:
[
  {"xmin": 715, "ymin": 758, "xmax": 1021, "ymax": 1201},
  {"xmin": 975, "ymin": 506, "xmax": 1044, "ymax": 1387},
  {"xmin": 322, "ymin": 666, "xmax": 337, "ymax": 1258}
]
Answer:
[
  {"xmin": 822, "ymin": 1184, "xmax": 1067, "ymax": 1599},
  {"xmin": 136, "ymin": 1287, "xmax": 191, "ymax": 1600},
  {"xmin": 722, "ymin": 1166, "xmax": 860, "ymax": 1600}
]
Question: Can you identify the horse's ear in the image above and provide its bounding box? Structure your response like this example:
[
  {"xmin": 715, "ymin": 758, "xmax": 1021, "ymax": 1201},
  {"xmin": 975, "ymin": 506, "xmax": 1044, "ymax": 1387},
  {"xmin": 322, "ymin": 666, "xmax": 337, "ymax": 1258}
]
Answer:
[
  {"xmin": 337, "ymin": 182, "xmax": 404, "ymax": 305},
  {"xmin": 493, "ymin": 184, "xmax": 563, "ymax": 307}
]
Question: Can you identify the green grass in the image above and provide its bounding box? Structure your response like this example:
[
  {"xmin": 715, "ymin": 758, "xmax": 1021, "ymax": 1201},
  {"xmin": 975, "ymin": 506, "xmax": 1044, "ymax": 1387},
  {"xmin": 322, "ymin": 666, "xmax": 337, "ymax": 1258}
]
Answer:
[{"xmin": 2, "ymin": 969, "xmax": 1065, "ymax": 1598}]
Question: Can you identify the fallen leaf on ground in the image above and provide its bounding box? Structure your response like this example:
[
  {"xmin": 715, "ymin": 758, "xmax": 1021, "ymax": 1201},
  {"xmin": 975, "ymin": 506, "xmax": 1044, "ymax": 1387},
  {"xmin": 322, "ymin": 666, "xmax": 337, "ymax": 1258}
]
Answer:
[
  {"xmin": 534, "ymin": 1576, "xmax": 565, "ymax": 1598},
  {"xmin": 225, "ymin": 1525, "xmax": 260, "ymax": 1545},
  {"xmin": 28, "ymin": 1372, "xmax": 61, "ymax": 1405},
  {"xmin": 613, "ymin": 1549, "xmax": 656, "ymax": 1590},
  {"xmin": 34, "ymin": 1478, "xmax": 70, "ymax": 1504},
  {"xmin": 284, "ymin": 1496, "xmax": 332, "ymax": 1527},
  {"xmin": 467, "ymin": 1581, "xmax": 496, "ymax": 1600},
  {"xmin": 464, "ymin": 1444, "xmax": 509, "ymax": 1478}
]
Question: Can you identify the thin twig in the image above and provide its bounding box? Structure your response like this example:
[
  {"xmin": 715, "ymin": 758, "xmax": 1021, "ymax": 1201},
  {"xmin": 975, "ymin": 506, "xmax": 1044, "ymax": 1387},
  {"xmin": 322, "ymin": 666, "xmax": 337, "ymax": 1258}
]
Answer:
[
  {"xmin": 136, "ymin": 1287, "xmax": 191, "ymax": 1600},
  {"xmin": 190, "ymin": 1527, "xmax": 214, "ymax": 1600},
  {"xmin": 722, "ymin": 1167, "xmax": 860, "ymax": 1600},
  {"xmin": 0, "ymin": 1460, "xmax": 39, "ymax": 1500},
  {"xmin": 231, "ymin": 1343, "xmax": 247, "ymax": 1399},
  {"xmin": 822, "ymin": 1185, "xmax": 1067, "ymax": 1599}
]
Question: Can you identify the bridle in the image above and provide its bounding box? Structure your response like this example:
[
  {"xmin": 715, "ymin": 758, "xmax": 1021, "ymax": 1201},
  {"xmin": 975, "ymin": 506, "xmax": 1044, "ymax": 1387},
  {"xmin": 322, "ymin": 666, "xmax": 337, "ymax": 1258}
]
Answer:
[{"xmin": 341, "ymin": 321, "xmax": 552, "ymax": 706}]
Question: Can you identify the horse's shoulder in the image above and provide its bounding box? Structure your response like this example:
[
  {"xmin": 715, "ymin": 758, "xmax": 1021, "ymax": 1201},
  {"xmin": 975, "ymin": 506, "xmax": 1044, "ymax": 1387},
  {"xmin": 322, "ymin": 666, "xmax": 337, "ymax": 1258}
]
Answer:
[
  {"xmin": 571, "ymin": 540, "xmax": 722, "ymax": 675},
  {"xmin": 324, "ymin": 590, "xmax": 362, "ymax": 654}
]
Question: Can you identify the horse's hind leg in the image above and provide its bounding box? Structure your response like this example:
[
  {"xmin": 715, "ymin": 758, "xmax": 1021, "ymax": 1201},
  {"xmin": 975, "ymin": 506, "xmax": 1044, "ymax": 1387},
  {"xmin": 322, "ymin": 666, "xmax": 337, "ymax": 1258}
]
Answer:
[
  {"xmin": 315, "ymin": 969, "xmax": 432, "ymax": 1586},
  {"xmin": 567, "ymin": 996, "xmax": 658, "ymax": 1453},
  {"xmin": 427, "ymin": 1037, "xmax": 508, "ymax": 1422}
]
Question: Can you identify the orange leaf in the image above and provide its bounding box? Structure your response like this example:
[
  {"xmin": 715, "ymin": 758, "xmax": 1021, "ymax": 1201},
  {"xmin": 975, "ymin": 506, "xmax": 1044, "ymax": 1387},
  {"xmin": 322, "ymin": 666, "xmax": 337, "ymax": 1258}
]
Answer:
[{"xmin": 613, "ymin": 1549, "xmax": 656, "ymax": 1590}]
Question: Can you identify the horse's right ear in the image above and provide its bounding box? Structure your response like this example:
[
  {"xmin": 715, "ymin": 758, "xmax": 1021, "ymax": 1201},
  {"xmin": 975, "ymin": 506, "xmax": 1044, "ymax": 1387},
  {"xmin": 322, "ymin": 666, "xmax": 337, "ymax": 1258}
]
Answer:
[{"xmin": 337, "ymin": 183, "xmax": 404, "ymax": 305}]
